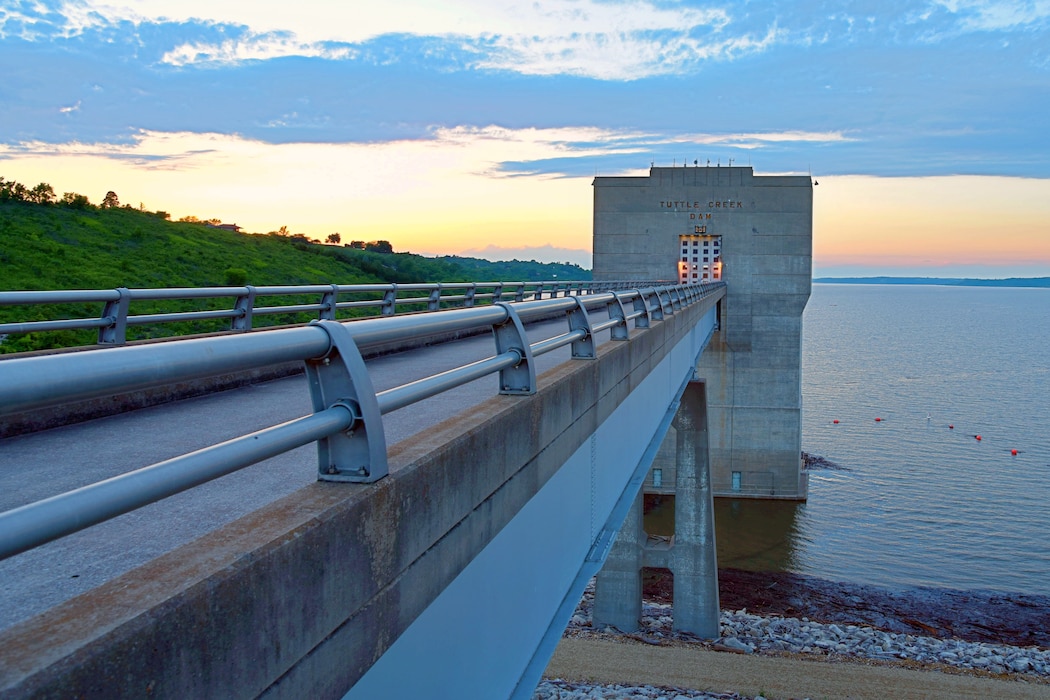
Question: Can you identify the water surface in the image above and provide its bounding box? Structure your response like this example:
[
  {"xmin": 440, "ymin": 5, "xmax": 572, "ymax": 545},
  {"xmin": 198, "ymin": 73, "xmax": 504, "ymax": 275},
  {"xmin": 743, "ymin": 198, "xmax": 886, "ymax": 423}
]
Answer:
[{"xmin": 713, "ymin": 284, "xmax": 1050, "ymax": 595}]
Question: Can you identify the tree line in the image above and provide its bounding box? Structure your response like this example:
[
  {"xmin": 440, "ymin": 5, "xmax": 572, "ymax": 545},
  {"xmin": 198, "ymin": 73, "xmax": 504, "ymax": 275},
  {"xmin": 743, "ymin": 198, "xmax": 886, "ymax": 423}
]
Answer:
[
  {"xmin": 1, "ymin": 176, "xmax": 170, "ymax": 219},
  {"xmin": 3, "ymin": 176, "xmax": 398, "ymax": 254}
]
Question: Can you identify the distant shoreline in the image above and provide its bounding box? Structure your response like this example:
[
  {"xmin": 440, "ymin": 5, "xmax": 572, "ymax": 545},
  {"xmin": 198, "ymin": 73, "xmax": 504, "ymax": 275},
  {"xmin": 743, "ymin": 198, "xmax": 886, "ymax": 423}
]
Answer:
[{"xmin": 813, "ymin": 276, "xmax": 1050, "ymax": 288}]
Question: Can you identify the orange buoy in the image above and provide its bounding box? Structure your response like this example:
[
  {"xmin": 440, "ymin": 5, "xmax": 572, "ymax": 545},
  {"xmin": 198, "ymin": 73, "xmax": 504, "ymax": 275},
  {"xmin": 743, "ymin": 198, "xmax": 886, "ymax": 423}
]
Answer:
[
  {"xmin": 948, "ymin": 424, "xmax": 954, "ymax": 429},
  {"xmin": 875, "ymin": 417, "xmax": 882, "ymax": 422},
  {"xmin": 975, "ymin": 435, "xmax": 982, "ymax": 441},
  {"xmin": 833, "ymin": 419, "xmax": 839, "ymax": 424},
  {"xmin": 1011, "ymin": 449, "xmax": 1018, "ymax": 456}
]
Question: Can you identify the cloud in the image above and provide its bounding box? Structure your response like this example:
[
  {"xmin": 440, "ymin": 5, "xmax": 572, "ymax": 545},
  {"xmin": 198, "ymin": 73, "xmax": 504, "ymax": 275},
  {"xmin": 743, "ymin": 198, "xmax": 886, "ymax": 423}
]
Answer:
[
  {"xmin": 61, "ymin": 0, "xmax": 730, "ymax": 45},
  {"xmin": 46, "ymin": 0, "xmax": 778, "ymax": 79},
  {"xmin": 930, "ymin": 0, "xmax": 1050, "ymax": 31},
  {"xmin": 161, "ymin": 35, "xmax": 356, "ymax": 66},
  {"xmin": 477, "ymin": 23, "xmax": 781, "ymax": 80}
]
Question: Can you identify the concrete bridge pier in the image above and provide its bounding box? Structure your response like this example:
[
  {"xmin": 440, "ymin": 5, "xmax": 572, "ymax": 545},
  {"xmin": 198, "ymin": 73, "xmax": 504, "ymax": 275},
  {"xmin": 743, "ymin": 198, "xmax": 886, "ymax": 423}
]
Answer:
[
  {"xmin": 670, "ymin": 380, "xmax": 720, "ymax": 637},
  {"xmin": 593, "ymin": 380, "xmax": 719, "ymax": 637},
  {"xmin": 592, "ymin": 491, "xmax": 644, "ymax": 632}
]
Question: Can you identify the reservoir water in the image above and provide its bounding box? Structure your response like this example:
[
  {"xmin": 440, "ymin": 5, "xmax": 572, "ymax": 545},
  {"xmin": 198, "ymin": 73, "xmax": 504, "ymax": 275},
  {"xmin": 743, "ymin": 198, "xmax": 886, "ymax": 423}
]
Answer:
[{"xmin": 714, "ymin": 283, "xmax": 1050, "ymax": 596}]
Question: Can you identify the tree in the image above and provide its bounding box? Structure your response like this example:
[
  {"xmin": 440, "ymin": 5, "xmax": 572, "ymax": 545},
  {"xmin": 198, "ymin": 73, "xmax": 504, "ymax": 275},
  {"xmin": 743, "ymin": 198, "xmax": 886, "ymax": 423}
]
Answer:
[
  {"xmin": 61, "ymin": 192, "xmax": 91, "ymax": 209},
  {"xmin": 326, "ymin": 232, "xmax": 341, "ymax": 245},
  {"xmin": 365, "ymin": 240, "xmax": 394, "ymax": 254},
  {"xmin": 0, "ymin": 178, "xmax": 28, "ymax": 202},
  {"xmin": 277, "ymin": 225, "xmax": 290, "ymax": 236},
  {"xmin": 27, "ymin": 182, "xmax": 55, "ymax": 204},
  {"xmin": 101, "ymin": 191, "xmax": 120, "ymax": 208},
  {"xmin": 178, "ymin": 215, "xmax": 201, "ymax": 223},
  {"xmin": 348, "ymin": 240, "xmax": 366, "ymax": 249}
]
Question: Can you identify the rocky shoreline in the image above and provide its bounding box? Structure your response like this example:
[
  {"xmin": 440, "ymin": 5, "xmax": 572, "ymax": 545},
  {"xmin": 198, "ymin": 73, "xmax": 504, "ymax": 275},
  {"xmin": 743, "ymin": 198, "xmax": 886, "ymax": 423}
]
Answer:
[
  {"xmin": 533, "ymin": 569, "xmax": 1050, "ymax": 699},
  {"xmin": 673, "ymin": 567, "xmax": 1050, "ymax": 649}
]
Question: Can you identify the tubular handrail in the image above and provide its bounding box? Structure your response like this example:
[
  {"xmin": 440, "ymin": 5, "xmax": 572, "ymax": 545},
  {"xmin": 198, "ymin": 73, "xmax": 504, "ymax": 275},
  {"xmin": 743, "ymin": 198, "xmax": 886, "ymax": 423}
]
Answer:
[
  {"xmin": 0, "ymin": 281, "xmax": 726, "ymax": 561},
  {"xmin": 0, "ymin": 280, "xmax": 672, "ymax": 349}
]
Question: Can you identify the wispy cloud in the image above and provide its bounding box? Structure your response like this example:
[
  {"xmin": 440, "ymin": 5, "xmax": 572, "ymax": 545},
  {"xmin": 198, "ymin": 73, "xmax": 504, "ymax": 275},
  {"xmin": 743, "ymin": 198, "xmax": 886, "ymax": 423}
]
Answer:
[
  {"xmin": 478, "ymin": 24, "xmax": 782, "ymax": 80},
  {"xmin": 931, "ymin": 0, "xmax": 1050, "ymax": 31},
  {"xmin": 162, "ymin": 35, "xmax": 356, "ymax": 66},
  {"xmin": 43, "ymin": 0, "xmax": 776, "ymax": 79}
]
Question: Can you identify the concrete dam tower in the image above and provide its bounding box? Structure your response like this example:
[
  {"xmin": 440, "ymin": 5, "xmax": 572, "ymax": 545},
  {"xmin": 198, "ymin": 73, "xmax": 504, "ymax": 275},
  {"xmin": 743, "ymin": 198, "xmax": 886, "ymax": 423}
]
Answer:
[
  {"xmin": 593, "ymin": 165, "xmax": 812, "ymax": 499},
  {"xmin": 590, "ymin": 166, "xmax": 812, "ymax": 633}
]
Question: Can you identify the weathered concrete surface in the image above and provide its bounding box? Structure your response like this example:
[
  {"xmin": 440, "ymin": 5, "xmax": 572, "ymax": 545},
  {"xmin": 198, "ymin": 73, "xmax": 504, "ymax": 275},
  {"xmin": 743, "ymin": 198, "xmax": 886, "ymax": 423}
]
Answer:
[
  {"xmin": 593, "ymin": 166, "xmax": 811, "ymax": 499},
  {"xmin": 592, "ymin": 492, "xmax": 644, "ymax": 632},
  {"xmin": 0, "ymin": 291, "xmax": 721, "ymax": 700},
  {"xmin": 669, "ymin": 381, "xmax": 719, "ymax": 637}
]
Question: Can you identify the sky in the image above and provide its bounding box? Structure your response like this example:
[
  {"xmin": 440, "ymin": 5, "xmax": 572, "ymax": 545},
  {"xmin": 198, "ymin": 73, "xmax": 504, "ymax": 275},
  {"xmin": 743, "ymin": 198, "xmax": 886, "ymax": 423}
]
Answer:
[{"xmin": 1, "ymin": 1, "xmax": 1048, "ymax": 277}]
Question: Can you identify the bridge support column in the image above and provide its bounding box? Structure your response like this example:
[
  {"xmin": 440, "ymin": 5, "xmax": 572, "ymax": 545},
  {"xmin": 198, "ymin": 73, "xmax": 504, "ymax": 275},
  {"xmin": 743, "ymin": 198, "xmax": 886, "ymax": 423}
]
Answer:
[
  {"xmin": 592, "ymin": 381, "xmax": 720, "ymax": 638},
  {"xmin": 670, "ymin": 380, "xmax": 720, "ymax": 637},
  {"xmin": 592, "ymin": 491, "xmax": 643, "ymax": 631}
]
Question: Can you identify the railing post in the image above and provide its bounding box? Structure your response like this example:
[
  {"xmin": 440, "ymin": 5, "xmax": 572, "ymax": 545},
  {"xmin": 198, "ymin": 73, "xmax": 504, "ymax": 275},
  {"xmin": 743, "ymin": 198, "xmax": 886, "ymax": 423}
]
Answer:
[
  {"xmin": 513, "ymin": 283, "xmax": 525, "ymax": 303},
  {"xmin": 98, "ymin": 287, "xmax": 131, "ymax": 345},
  {"xmin": 305, "ymin": 320, "xmax": 388, "ymax": 483},
  {"xmin": 492, "ymin": 303, "xmax": 536, "ymax": 395},
  {"xmin": 319, "ymin": 284, "xmax": 339, "ymax": 321},
  {"xmin": 382, "ymin": 284, "xmax": 397, "ymax": 316},
  {"xmin": 632, "ymin": 291, "xmax": 651, "ymax": 329},
  {"xmin": 464, "ymin": 284, "xmax": 476, "ymax": 308},
  {"xmin": 650, "ymin": 288, "xmax": 666, "ymax": 321},
  {"xmin": 428, "ymin": 284, "xmax": 442, "ymax": 312},
  {"xmin": 606, "ymin": 294, "xmax": 629, "ymax": 341},
  {"xmin": 232, "ymin": 285, "xmax": 256, "ymax": 331},
  {"xmin": 492, "ymin": 283, "xmax": 503, "ymax": 304},
  {"xmin": 568, "ymin": 297, "xmax": 596, "ymax": 359},
  {"xmin": 669, "ymin": 286, "xmax": 683, "ymax": 312}
]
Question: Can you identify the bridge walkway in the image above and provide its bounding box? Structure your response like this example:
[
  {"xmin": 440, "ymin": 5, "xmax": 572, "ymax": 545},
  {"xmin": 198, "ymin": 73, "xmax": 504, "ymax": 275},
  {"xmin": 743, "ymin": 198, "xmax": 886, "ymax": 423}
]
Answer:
[{"xmin": 0, "ymin": 318, "xmax": 578, "ymax": 633}]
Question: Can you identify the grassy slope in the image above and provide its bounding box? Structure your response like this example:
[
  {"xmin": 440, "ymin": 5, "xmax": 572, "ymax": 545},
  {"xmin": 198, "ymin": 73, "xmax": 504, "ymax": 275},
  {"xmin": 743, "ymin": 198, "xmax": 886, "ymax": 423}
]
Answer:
[
  {"xmin": 2, "ymin": 202, "xmax": 422, "ymax": 290},
  {"xmin": 0, "ymin": 201, "xmax": 590, "ymax": 351}
]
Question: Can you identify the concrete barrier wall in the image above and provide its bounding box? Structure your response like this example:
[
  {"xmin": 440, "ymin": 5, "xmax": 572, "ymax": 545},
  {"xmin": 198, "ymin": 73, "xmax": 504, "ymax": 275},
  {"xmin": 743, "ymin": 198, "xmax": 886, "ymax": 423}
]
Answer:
[{"xmin": 0, "ymin": 292, "xmax": 722, "ymax": 700}]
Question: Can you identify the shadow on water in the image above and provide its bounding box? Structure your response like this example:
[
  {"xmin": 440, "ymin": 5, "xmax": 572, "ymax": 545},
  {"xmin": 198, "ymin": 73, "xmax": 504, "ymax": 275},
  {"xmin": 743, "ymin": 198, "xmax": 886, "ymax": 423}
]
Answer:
[{"xmin": 643, "ymin": 495, "xmax": 804, "ymax": 572}]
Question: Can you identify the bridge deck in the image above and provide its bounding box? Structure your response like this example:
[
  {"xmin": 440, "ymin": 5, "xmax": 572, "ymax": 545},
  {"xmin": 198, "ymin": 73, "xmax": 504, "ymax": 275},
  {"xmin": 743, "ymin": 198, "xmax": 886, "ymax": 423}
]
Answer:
[{"xmin": 0, "ymin": 318, "xmax": 584, "ymax": 633}]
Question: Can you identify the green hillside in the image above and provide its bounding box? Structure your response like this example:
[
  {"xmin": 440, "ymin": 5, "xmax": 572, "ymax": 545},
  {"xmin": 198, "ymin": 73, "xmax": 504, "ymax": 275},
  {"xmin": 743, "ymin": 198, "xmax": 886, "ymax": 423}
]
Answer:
[{"xmin": 0, "ymin": 192, "xmax": 590, "ymax": 352}]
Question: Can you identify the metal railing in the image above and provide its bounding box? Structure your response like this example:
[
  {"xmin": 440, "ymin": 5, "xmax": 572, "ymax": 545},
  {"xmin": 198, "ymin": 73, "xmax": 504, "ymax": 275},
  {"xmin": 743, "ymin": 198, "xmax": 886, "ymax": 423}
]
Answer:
[
  {"xmin": 0, "ymin": 281, "xmax": 725, "ymax": 560},
  {"xmin": 0, "ymin": 280, "xmax": 663, "ymax": 348}
]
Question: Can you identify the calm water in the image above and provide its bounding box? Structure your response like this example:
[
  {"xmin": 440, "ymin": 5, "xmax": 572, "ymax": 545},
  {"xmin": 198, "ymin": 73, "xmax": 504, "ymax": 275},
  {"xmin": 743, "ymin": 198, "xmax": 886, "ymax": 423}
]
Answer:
[{"xmin": 715, "ymin": 283, "xmax": 1050, "ymax": 595}]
